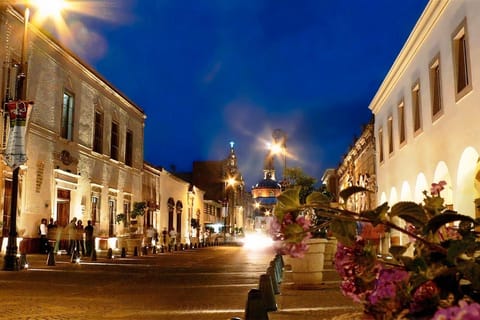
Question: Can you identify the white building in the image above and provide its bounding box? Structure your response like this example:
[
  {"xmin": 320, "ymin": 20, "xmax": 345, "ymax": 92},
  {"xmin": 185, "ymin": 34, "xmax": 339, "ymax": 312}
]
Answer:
[{"xmin": 369, "ymin": 0, "xmax": 480, "ymax": 243}]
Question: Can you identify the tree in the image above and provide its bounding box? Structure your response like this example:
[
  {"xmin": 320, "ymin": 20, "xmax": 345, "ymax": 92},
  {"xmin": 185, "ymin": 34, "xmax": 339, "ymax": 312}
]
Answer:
[{"xmin": 283, "ymin": 167, "xmax": 316, "ymax": 203}]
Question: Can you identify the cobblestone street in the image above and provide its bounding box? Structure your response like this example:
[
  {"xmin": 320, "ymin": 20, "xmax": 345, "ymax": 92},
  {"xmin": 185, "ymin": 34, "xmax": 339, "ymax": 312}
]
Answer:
[{"xmin": 0, "ymin": 246, "xmax": 361, "ymax": 320}]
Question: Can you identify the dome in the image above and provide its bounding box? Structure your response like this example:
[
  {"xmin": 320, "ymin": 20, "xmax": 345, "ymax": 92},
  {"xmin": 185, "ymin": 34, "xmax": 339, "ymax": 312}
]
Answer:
[{"xmin": 254, "ymin": 178, "xmax": 282, "ymax": 189}]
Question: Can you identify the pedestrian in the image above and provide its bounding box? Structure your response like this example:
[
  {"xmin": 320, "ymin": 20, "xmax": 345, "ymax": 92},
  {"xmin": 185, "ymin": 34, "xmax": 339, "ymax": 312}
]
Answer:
[
  {"xmin": 67, "ymin": 217, "xmax": 77, "ymax": 255},
  {"xmin": 76, "ymin": 219, "xmax": 86, "ymax": 256},
  {"xmin": 47, "ymin": 218, "xmax": 57, "ymax": 253},
  {"xmin": 145, "ymin": 225, "xmax": 154, "ymax": 248},
  {"xmin": 84, "ymin": 220, "xmax": 94, "ymax": 257},
  {"xmin": 153, "ymin": 227, "xmax": 159, "ymax": 246},
  {"xmin": 39, "ymin": 218, "xmax": 48, "ymax": 253},
  {"xmin": 169, "ymin": 228, "xmax": 177, "ymax": 251},
  {"xmin": 162, "ymin": 227, "xmax": 168, "ymax": 248}
]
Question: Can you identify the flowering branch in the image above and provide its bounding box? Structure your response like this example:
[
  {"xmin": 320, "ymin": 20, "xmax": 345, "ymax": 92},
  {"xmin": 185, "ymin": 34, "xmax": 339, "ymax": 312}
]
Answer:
[{"xmin": 270, "ymin": 183, "xmax": 480, "ymax": 319}]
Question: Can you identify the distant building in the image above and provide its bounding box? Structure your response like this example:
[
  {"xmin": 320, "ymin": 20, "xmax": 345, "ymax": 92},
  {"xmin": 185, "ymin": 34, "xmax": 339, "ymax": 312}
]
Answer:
[
  {"xmin": 191, "ymin": 142, "xmax": 247, "ymax": 234},
  {"xmin": 251, "ymin": 142, "xmax": 282, "ymax": 230},
  {"xmin": 336, "ymin": 119, "xmax": 377, "ymax": 212}
]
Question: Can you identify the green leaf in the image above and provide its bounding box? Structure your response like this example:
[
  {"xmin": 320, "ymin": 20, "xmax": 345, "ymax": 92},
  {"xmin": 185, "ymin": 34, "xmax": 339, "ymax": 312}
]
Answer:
[
  {"xmin": 330, "ymin": 219, "xmax": 356, "ymax": 246},
  {"xmin": 446, "ymin": 240, "xmax": 470, "ymax": 266},
  {"xmin": 339, "ymin": 186, "xmax": 370, "ymax": 203},
  {"xmin": 424, "ymin": 212, "xmax": 475, "ymax": 235},
  {"xmin": 361, "ymin": 202, "xmax": 389, "ymax": 225},
  {"xmin": 390, "ymin": 201, "xmax": 427, "ymax": 229},
  {"xmin": 275, "ymin": 188, "xmax": 301, "ymax": 216},
  {"xmin": 305, "ymin": 191, "xmax": 331, "ymax": 206},
  {"xmin": 457, "ymin": 261, "xmax": 480, "ymax": 290}
]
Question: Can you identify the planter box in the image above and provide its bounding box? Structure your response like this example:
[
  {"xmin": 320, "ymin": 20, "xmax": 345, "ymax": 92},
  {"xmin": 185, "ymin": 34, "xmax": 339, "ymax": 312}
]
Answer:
[{"xmin": 285, "ymin": 238, "xmax": 328, "ymax": 286}]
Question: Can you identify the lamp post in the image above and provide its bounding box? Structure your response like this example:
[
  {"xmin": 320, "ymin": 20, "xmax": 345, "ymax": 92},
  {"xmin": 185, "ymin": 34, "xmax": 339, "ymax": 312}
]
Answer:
[
  {"xmin": 3, "ymin": 1, "xmax": 65, "ymax": 271},
  {"xmin": 272, "ymin": 129, "xmax": 287, "ymax": 189}
]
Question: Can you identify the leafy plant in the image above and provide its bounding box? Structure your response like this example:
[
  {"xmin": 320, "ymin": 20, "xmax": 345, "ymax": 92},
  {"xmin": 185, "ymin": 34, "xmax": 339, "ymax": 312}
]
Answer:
[
  {"xmin": 271, "ymin": 181, "xmax": 480, "ymax": 319},
  {"xmin": 116, "ymin": 213, "xmax": 126, "ymax": 224},
  {"xmin": 130, "ymin": 201, "xmax": 147, "ymax": 219}
]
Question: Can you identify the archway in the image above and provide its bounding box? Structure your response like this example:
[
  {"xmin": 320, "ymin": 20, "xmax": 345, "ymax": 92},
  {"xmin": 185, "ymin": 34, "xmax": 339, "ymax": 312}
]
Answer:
[
  {"xmin": 433, "ymin": 161, "xmax": 453, "ymax": 207},
  {"xmin": 414, "ymin": 173, "xmax": 428, "ymax": 204},
  {"xmin": 456, "ymin": 147, "xmax": 479, "ymax": 218},
  {"xmin": 176, "ymin": 201, "xmax": 183, "ymax": 242},
  {"xmin": 167, "ymin": 198, "xmax": 175, "ymax": 232}
]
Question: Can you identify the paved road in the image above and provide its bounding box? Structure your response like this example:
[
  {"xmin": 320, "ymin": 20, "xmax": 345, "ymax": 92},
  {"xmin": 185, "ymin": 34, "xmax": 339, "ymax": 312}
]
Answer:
[{"xmin": 0, "ymin": 246, "xmax": 361, "ymax": 320}]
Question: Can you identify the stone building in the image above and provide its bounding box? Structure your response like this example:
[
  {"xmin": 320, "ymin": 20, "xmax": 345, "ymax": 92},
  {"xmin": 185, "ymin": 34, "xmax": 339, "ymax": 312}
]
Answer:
[
  {"xmin": 251, "ymin": 141, "xmax": 282, "ymax": 230},
  {"xmin": 0, "ymin": 4, "xmax": 145, "ymax": 252},
  {"xmin": 192, "ymin": 142, "xmax": 247, "ymax": 234},
  {"xmin": 336, "ymin": 119, "xmax": 377, "ymax": 212},
  {"xmin": 369, "ymin": 0, "xmax": 480, "ymax": 244}
]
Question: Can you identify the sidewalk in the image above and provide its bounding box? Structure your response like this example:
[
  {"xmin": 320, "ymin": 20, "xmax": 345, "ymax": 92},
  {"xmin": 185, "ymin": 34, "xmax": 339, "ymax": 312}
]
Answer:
[{"xmin": 268, "ymin": 267, "xmax": 363, "ymax": 320}]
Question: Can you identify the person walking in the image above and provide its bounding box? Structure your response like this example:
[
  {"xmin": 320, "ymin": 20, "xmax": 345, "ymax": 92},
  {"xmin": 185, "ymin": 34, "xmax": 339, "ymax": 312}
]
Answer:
[
  {"xmin": 169, "ymin": 228, "xmax": 177, "ymax": 251},
  {"xmin": 145, "ymin": 225, "xmax": 155, "ymax": 248},
  {"xmin": 39, "ymin": 218, "xmax": 48, "ymax": 254},
  {"xmin": 76, "ymin": 220, "xmax": 86, "ymax": 256},
  {"xmin": 67, "ymin": 217, "xmax": 77, "ymax": 255},
  {"xmin": 162, "ymin": 227, "xmax": 168, "ymax": 248},
  {"xmin": 84, "ymin": 220, "xmax": 94, "ymax": 257},
  {"xmin": 46, "ymin": 218, "xmax": 57, "ymax": 253}
]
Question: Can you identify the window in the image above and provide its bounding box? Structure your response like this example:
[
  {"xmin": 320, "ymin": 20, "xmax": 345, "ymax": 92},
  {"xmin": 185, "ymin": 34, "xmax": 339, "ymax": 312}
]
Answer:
[
  {"xmin": 91, "ymin": 195, "xmax": 100, "ymax": 225},
  {"xmin": 398, "ymin": 101, "xmax": 406, "ymax": 145},
  {"xmin": 110, "ymin": 122, "xmax": 119, "ymax": 161},
  {"xmin": 387, "ymin": 117, "xmax": 394, "ymax": 154},
  {"xmin": 378, "ymin": 128, "xmax": 384, "ymax": 163},
  {"xmin": 61, "ymin": 91, "xmax": 74, "ymax": 140},
  {"xmin": 411, "ymin": 82, "xmax": 422, "ymax": 133},
  {"xmin": 452, "ymin": 20, "xmax": 471, "ymax": 100},
  {"xmin": 108, "ymin": 198, "xmax": 116, "ymax": 237},
  {"xmin": 93, "ymin": 111, "xmax": 103, "ymax": 153},
  {"xmin": 429, "ymin": 56, "xmax": 443, "ymax": 119},
  {"xmin": 124, "ymin": 201, "xmax": 131, "ymax": 222},
  {"xmin": 125, "ymin": 129, "xmax": 133, "ymax": 166}
]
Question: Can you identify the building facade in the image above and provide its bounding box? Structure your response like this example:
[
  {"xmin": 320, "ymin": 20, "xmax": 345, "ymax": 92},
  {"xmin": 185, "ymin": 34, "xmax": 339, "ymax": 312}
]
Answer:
[
  {"xmin": 369, "ymin": 0, "xmax": 480, "ymax": 244},
  {"xmin": 0, "ymin": 4, "xmax": 145, "ymax": 252},
  {"xmin": 336, "ymin": 120, "xmax": 377, "ymax": 212}
]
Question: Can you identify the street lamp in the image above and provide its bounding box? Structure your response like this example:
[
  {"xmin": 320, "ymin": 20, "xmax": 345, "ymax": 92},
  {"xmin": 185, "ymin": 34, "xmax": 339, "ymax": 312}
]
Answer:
[
  {"xmin": 272, "ymin": 129, "xmax": 287, "ymax": 188},
  {"xmin": 3, "ymin": 1, "xmax": 66, "ymax": 271}
]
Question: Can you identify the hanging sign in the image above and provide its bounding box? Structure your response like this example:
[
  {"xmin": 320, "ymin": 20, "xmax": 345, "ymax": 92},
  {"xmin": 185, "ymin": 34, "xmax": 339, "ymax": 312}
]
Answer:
[{"xmin": 4, "ymin": 100, "xmax": 33, "ymax": 169}]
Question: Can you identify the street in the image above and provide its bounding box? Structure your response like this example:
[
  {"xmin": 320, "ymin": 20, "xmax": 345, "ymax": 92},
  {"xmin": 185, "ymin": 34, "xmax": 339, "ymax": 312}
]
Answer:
[{"xmin": 0, "ymin": 245, "xmax": 361, "ymax": 320}]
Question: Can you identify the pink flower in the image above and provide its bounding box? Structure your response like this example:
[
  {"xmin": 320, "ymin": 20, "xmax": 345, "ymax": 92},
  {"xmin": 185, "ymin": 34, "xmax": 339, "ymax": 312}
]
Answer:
[
  {"xmin": 269, "ymin": 212, "xmax": 312, "ymax": 257},
  {"xmin": 433, "ymin": 300, "xmax": 480, "ymax": 320},
  {"xmin": 409, "ymin": 280, "xmax": 440, "ymax": 315},
  {"xmin": 431, "ymin": 180, "xmax": 447, "ymax": 196},
  {"xmin": 367, "ymin": 267, "xmax": 410, "ymax": 312}
]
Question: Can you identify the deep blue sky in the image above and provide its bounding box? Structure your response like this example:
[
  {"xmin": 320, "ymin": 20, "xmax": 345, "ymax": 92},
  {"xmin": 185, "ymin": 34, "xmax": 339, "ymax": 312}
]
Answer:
[{"xmin": 56, "ymin": 0, "xmax": 428, "ymax": 188}]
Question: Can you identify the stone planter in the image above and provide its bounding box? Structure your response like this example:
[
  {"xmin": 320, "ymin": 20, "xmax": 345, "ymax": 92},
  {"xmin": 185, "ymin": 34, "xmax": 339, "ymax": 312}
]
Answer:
[
  {"xmin": 324, "ymin": 237, "xmax": 338, "ymax": 268},
  {"xmin": 117, "ymin": 236, "xmax": 128, "ymax": 251},
  {"xmin": 126, "ymin": 235, "xmax": 143, "ymax": 254},
  {"xmin": 285, "ymin": 238, "xmax": 328, "ymax": 286}
]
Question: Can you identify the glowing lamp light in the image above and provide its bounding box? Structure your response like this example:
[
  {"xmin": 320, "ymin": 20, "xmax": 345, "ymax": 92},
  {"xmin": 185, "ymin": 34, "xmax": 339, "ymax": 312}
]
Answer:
[
  {"xmin": 242, "ymin": 231, "xmax": 273, "ymax": 250},
  {"xmin": 31, "ymin": 0, "xmax": 67, "ymax": 17}
]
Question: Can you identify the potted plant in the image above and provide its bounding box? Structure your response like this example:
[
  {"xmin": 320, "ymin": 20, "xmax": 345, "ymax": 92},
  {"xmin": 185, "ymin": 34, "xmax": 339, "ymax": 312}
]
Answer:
[
  {"xmin": 116, "ymin": 213, "xmax": 126, "ymax": 226},
  {"xmin": 130, "ymin": 201, "xmax": 147, "ymax": 220}
]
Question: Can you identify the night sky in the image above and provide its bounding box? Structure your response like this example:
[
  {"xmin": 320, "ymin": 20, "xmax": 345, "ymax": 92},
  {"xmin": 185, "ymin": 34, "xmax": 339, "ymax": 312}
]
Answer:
[{"xmin": 49, "ymin": 0, "xmax": 429, "ymax": 188}]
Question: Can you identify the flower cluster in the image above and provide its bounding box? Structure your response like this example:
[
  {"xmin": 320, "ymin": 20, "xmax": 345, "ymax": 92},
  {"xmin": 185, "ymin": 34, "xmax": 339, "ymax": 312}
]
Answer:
[
  {"xmin": 272, "ymin": 183, "xmax": 480, "ymax": 319},
  {"xmin": 269, "ymin": 212, "xmax": 311, "ymax": 257},
  {"xmin": 433, "ymin": 299, "xmax": 480, "ymax": 319}
]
